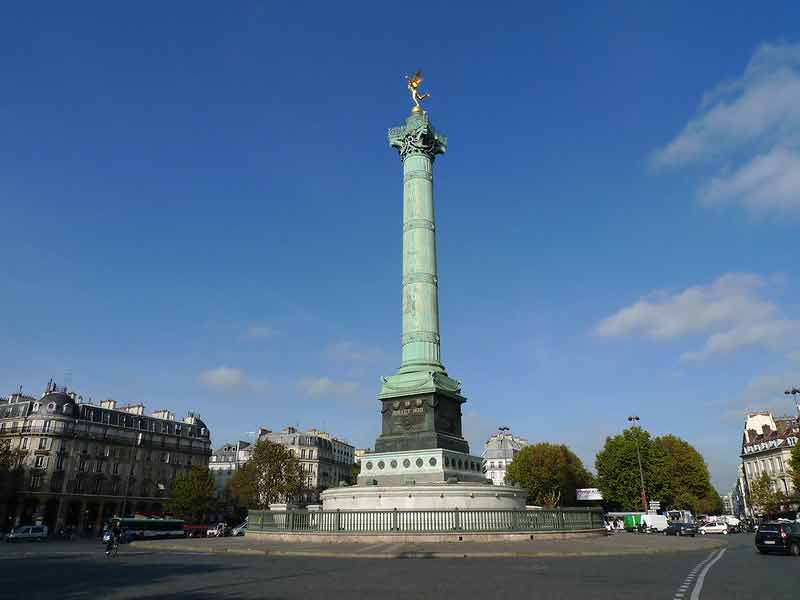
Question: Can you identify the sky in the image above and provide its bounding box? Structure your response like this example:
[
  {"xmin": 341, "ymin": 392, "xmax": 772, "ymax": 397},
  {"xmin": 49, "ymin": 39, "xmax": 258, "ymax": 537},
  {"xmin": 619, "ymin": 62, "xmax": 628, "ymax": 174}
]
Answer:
[{"xmin": 2, "ymin": 2, "xmax": 800, "ymax": 493}]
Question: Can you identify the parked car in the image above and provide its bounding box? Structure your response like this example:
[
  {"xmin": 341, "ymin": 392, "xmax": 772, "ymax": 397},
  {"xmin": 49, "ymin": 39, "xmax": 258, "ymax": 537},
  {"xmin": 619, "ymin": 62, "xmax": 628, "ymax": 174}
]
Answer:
[
  {"xmin": 665, "ymin": 523, "xmax": 697, "ymax": 537},
  {"xmin": 4, "ymin": 525, "xmax": 48, "ymax": 542},
  {"xmin": 230, "ymin": 521, "xmax": 247, "ymax": 537},
  {"xmin": 755, "ymin": 522, "xmax": 800, "ymax": 556},
  {"xmin": 207, "ymin": 523, "xmax": 229, "ymax": 537},
  {"xmin": 699, "ymin": 522, "xmax": 729, "ymax": 535}
]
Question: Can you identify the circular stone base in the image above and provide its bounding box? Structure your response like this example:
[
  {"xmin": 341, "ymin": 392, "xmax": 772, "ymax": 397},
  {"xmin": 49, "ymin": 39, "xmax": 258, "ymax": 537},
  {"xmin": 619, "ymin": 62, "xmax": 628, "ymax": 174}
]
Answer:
[{"xmin": 321, "ymin": 482, "xmax": 526, "ymax": 511}]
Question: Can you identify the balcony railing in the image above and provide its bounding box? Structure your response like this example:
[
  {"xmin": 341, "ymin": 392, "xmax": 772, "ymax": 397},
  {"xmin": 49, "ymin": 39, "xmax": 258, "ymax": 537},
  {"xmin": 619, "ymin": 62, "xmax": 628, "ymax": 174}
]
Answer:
[{"xmin": 248, "ymin": 507, "xmax": 604, "ymax": 534}]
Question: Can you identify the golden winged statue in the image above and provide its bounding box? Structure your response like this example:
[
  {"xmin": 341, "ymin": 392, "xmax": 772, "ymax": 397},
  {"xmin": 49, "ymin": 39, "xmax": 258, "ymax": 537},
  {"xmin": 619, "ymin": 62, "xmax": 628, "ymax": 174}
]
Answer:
[{"xmin": 405, "ymin": 70, "xmax": 430, "ymax": 113}]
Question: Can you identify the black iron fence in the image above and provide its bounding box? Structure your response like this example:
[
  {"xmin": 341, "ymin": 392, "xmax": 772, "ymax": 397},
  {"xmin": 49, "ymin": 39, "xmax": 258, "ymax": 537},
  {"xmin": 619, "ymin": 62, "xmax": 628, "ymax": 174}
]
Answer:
[{"xmin": 248, "ymin": 507, "xmax": 604, "ymax": 534}]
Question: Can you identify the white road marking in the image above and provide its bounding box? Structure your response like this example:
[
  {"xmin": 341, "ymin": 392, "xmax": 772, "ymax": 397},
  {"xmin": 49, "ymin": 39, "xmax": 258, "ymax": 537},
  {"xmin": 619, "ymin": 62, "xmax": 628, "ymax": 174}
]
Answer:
[
  {"xmin": 689, "ymin": 548, "xmax": 726, "ymax": 600},
  {"xmin": 673, "ymin": 549, "xmax": 724, "ymax": 600}
]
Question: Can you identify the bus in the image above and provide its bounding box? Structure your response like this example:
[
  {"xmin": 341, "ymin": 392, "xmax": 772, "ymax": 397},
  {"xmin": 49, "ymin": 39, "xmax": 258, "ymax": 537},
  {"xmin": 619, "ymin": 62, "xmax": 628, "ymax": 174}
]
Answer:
[{"xmin": 111, "ymin": 517, "xmax": 185, "ymax": 541}]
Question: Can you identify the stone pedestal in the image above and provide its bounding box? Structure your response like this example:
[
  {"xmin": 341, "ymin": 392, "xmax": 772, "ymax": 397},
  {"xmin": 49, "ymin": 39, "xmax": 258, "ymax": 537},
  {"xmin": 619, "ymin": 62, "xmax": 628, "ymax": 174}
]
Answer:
[
  {"xmin": 322, "ymin": 482, "xmax": 526, "ymax": 511},
  {"xmin": 357, "ymin": 448, "xmax": 485, "ymax": 486}
]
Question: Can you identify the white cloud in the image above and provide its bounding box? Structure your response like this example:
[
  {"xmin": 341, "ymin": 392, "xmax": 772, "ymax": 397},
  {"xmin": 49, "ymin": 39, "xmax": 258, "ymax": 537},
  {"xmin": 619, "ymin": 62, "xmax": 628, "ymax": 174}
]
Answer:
[
  {"xmin": 700, "ymin": 147, "xmax": 800, "ymax": 211},
  {"xmin": 297, "ymin": 377, "xmax": 360, "ymax": 398},
  {"xmin": 243, "ymin": 326, "xmax": 275, "ymax": 339},
  {"xmin": 595, "ymin": 273, "xmax": 799, "ymax": 360},
  {"xmin": 324, "ymin": 341, "xmax": 384, "ymax": 363},
  {"xmin": 652, "ymin": 42, "xmax": 800, "ymax": 213},
  {"xmin": 198, "ymin": 367, "xmax": 268, "ymax": 392}
]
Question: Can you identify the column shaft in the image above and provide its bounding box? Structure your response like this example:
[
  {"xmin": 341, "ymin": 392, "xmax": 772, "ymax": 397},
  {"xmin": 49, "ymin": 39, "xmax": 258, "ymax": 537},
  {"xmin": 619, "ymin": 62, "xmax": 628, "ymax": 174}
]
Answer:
[{"xmin": 399, "ymin": 153, "xmax": 443, "ymax": 373}]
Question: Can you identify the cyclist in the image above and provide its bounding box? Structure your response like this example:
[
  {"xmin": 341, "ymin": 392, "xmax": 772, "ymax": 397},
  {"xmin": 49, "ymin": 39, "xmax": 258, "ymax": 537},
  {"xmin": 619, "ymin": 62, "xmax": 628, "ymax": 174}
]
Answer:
[{"xmin": 105, "ymin": 520, "xmax": 121, "ymax": 557}]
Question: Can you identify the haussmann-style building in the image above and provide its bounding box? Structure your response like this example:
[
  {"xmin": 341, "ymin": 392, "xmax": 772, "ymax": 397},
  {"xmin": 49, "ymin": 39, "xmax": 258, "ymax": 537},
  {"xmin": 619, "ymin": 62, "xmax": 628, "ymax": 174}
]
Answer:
[
  {"xmin": 481, "ymin": 428, "xmax": 529, "ymax": 486},
  {"xmin": 739, "ymin": 409, "xmax": 799, "ymax": 516},
  {"xmin": 0, "ymin": 382, "xmax": 212, "ymax": 535}
]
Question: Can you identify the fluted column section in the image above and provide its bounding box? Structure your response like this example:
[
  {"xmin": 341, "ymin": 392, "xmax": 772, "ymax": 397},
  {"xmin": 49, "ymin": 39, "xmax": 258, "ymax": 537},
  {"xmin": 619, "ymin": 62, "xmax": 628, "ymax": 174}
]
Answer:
[{"xmin": 388, "ymin": 113, "xmax": 447, "ymax": 374}]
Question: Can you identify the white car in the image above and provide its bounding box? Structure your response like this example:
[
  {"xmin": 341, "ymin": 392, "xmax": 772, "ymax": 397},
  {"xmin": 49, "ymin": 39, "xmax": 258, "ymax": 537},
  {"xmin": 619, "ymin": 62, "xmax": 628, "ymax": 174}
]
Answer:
[
  {"xmin": 699, "ymin": 522, "xmax": 729, "ymax": 535},
  {"xmin": 4, "ymin": 525, "xmax": 48, "ymax": 542}
]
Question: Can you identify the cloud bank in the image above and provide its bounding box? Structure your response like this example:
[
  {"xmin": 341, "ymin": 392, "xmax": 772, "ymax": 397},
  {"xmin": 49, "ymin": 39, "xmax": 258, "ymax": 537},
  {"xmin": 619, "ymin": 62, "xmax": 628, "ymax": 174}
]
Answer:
[
  {"xmin": 652, "ymin": 42, "xmax": 800, "ymax": 213},
  {"xmin": 595, "ymin": 273, "xmax": 799, "ymax": 360}
]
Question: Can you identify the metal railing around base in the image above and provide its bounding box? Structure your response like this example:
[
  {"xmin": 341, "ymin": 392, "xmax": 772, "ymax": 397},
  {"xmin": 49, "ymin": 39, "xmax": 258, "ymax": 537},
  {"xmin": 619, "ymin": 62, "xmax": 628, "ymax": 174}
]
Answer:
[{"xmin": 248, "ymin": 507, "xmax": 604, "ymax": 534}]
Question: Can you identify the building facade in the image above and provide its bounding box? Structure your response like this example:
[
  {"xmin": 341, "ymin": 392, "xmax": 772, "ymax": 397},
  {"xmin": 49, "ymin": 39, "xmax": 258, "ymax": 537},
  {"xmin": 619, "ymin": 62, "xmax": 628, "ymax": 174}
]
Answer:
[
  {"xmin": 0, "ymin": 382, "xmax": 212, "ymax": 535},
  {"xmin": 739, "ymin": 410, "xmax": 799, "ymax": 516},
  {"xmin": 481, "ymin": 428, "xmax": 529, "ymax": 486},
  {"xmin": 258, "ymin": 426, "xmax": 354, "ymax": 504},
  {"xmin": 208, "ymin": 440, "xmax": 251, "ymax": 494}
]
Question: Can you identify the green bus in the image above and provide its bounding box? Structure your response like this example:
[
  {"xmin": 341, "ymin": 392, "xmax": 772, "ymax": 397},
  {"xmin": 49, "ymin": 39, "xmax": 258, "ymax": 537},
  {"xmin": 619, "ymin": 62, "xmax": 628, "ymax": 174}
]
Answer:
[{"xmin": 111, "ymin": 517, "xmax": 185, "ymax": 541}]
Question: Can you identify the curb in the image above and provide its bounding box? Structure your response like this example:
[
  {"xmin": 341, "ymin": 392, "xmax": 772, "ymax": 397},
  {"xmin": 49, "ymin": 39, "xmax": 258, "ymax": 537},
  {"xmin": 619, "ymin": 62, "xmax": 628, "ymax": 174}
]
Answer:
[{"xmin": 131, "ymin": 540, "xmax": 726, "ymax": 560}]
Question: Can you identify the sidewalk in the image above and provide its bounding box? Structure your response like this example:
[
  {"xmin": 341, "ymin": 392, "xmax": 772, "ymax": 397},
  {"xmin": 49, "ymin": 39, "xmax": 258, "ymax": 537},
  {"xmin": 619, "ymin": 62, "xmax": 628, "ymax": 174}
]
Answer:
[{"xmin": 132, "ymin": 532, "xmax": 727, "ymax": 559}]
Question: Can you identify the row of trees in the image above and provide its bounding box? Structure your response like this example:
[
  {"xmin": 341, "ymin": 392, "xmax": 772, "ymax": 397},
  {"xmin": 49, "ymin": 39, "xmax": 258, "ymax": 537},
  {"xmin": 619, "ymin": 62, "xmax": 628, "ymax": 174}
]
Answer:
[{"xmin": 504, "ymin": 427, "xmax": 723, "ymax": 513}]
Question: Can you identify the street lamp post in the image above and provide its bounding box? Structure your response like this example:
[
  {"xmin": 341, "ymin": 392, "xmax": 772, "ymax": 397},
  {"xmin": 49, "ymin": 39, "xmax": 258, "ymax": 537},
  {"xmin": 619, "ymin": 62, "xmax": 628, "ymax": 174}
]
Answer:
[
  {"xmin": 120, "ymin": 432, "xmax": 143, "ymax": 518},
  {"xmin": 627, "ymin": 416, "xmax": 648, "ymax": 512},
  {"xmin": 785, "ymin": 388, "xmax": 800, "ymax": 427}
]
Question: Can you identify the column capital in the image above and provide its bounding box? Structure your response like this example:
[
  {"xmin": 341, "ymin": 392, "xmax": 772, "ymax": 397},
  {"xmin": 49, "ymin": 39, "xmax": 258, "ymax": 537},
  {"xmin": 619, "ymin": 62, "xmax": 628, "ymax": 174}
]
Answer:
[{"xmin": 388, "ymin": 113, "xmax": 447, "ymax": 161}]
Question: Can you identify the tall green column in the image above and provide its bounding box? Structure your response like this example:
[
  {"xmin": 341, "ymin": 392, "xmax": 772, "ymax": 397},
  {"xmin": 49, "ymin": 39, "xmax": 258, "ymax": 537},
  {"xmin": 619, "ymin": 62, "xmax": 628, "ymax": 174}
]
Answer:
[
  {"xmin": 374, "ymin": 110, "xmax": 467, "ymax": 453},
  {"xmin": 390, "ymin": 112, "xmax": 447, "ymax": 374}
]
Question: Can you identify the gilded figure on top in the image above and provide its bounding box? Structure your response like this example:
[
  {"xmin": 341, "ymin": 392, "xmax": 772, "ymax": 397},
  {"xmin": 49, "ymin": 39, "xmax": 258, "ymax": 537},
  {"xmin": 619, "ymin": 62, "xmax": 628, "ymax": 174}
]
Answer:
[{"xmin": 405, "ymin": 70, "xmax": 430, "ymax": 113}]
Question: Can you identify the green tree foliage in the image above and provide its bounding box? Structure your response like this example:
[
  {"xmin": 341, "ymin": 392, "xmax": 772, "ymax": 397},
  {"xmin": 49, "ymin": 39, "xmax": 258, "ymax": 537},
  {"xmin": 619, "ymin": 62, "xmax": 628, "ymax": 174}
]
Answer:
[
  {"xmin": 0, "ymin": 439, "xmax": 24, "ymax": 507},
  {"xmin": 748, "ymin": 472, "xmax": 790, "ymax": 518},
  {"xmin": 225, "ymin": 440, "xmax": 303, "ymax": 509},
  {"xmin": 166, "ymin": 466, "xmax": 217, "ymax": 523},
  {"xmin": 505, "ymin": 443, "xmax": 593, "ymax": 507},
  {"xmin": 595, "ymin": 427, "xmax": 655, "ymax": 511},
  {"xmin": 789, "ymin": 443, "xmax": 800, "ymax": 495},
  {"xmin": 595, "ymin": 428, "xmax": 720, "ymax": 513}
]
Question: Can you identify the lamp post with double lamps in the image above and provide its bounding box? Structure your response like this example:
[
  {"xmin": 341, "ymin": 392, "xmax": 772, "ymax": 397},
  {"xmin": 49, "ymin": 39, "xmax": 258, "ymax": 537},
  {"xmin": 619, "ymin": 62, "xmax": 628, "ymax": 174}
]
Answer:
[{"xmin": 627, "ymin": 416, "xmax": 648, "ymax": 512}]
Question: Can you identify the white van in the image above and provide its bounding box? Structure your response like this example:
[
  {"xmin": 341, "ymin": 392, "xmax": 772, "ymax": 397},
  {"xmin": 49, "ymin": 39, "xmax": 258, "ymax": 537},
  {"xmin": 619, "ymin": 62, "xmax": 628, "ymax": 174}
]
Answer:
[
  {"xmin": 4, "ymin": 525, "xmax": 48, "ymax": 542},
  {"xmin": 641, "ymin": 514, "xmax": 669, "ymax": 532}
]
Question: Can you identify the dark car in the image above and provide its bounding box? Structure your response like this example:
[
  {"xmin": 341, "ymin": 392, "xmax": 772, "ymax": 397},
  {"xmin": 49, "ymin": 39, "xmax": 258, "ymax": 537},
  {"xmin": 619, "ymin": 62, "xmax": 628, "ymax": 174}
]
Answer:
[
  {"xmin": 755, "ymin": 522, "xmax": 800, "ymax": 555},
  {"xmin": 664, "ymin": 522, "xmax": 697, "ymax": 537}
]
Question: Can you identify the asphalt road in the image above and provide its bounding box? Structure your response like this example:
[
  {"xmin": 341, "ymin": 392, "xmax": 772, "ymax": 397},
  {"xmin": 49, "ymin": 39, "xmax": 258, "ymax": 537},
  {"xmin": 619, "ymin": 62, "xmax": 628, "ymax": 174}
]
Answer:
[{"xmin": 0, "ymin": 534, "xmax": 795, "ymax": 599}]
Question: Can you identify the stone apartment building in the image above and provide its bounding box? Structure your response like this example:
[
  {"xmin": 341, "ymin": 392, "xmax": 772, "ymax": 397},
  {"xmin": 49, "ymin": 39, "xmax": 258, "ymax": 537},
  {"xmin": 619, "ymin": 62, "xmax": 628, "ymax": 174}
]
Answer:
[
  {"xmin": 258, "ymin": 427, "xmax": 355, "ymax": 504},
  {"xmin": 209, "ymin": 440, "xmax": 252, "ymax": 494},
  {"xmin": 0, "ymin": 382, "xmax": 212, "ymax": 535},
  {"xmin": 739, "ymin": 410, "xmax": 799, "ymax": 516},
  {"xmin": 481, "ymin": 427, "xmax": 529, "ymax": 486}
]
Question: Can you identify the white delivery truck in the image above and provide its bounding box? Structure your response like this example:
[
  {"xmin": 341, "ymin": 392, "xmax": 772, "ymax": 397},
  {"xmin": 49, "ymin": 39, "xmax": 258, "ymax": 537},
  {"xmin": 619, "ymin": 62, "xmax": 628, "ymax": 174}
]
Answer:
[{"xmin": 641, "ymin": 514, "xmax": 669, "ymax": 532}]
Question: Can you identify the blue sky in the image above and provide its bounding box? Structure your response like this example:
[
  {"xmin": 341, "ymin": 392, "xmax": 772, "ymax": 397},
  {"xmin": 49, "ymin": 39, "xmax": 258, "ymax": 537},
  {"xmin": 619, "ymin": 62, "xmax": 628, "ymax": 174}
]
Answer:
[{"xmin": 2, "ymin": 2, "xmax": 800, "ymax": 493}]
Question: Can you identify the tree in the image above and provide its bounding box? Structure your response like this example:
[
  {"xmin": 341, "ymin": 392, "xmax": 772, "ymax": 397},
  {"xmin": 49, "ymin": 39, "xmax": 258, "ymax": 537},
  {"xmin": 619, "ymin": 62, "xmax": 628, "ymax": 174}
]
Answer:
[
  {"xmin": 595, "ymin": 427, "xmax": 656, "ymax": 511},
  {"xmin": 789, "ymin": 443, "xmax": 800, "ymax": 495},
  {"xmin": 505, "ymin": 443, "xmax": 593, "ymax": 507},
  {"xmin": 226, "ymin": 465, "xmax": 257, "ymax": 509},
  {"xmin": 166, "ymin": 466, "xmax": 217, "ymax": 523},
  {"xmin": 0, "ymin": 439, "xmax": 24, "ymax": 509},
  {"xmin": 748, "ymin": 472, "xmax": 789, "ymax": 518},
  {"xmin": 650, "ymin": 435, "xmax": 721, "ymax": 515},
  {"xmin": 225, "ymin": 440, "xmax": 303, "ymax": 509},
  {"xmin": 595, "ymin": 428, "xmax": 719, "ymax": 513}
]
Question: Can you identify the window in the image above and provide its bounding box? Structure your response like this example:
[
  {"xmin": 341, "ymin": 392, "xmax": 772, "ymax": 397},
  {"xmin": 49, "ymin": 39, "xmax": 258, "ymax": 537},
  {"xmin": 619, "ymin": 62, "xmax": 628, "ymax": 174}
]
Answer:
[
  {"xmin": 94, "ymin": 479, "xmax": 103, "ymax": 494},
  {"xmin": 32, "ymin": 403, "xmax": 40, "ymax": 412},
  {"xmin": 113, "ymin": 463, "xmax": 120, "ymax": 475},
  {"xmin": 778, "ymin": 458, "xmax": 785, "ymax": 472},
  {"xmin": 95, "ymin": 461, "xmax": 103, "ymax": 473},
  {"xmin": 78, "ymin": 459, "xmax": 87, "ymax": 472},
  {"xmin": 34, "ymin": 455, "xmax": 48, "ymax": 469},
  {"xmin": 31, "ymin": 474, "xmax": 41, "ymax": 489},
  {"xmin": 0, "ymin": 423, "xmax": 5, "ymax": 433},
  {"xmin": 21, "ymin": 438, "xmax": 29, "ymax": 450},
  {"xmin": 55, "ymin": 455, "xmax": 65, "ymax": 471},
  {"xmin": 38, "ymin": 438, "xmax": 48, "ymax": 450},
  {"xmin": 43, "ymin": 420, "xmax": 52, "ymax": 432}
]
